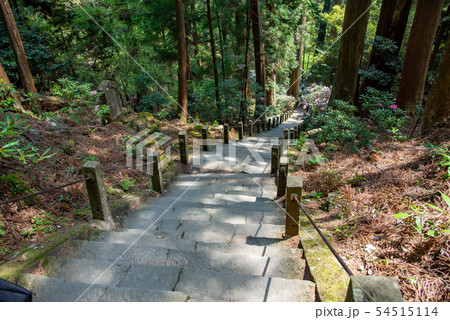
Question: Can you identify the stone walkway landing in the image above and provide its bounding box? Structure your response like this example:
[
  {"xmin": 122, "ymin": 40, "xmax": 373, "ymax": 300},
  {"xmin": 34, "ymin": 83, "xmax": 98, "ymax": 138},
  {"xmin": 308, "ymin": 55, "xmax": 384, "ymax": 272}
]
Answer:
[{"xmin": 19, "ymin": 107, "xmax": 315, "ymax": 302}]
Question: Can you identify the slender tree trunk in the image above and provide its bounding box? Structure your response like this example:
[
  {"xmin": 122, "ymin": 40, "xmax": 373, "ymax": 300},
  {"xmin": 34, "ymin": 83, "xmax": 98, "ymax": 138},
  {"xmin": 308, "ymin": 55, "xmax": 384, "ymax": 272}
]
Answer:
[
  {"xmin": 396, "ymin": 0, "xmax": 444, "ymax": 115},
  {"xmin": 175, "ymin": 0, "xmax": 188, "ymax": 122},
  {"xmin": 250, "ymin": 0, "xmax": 266, "ymax": 100},
  {"xmin": 316, "ymin": 0, "xmax": 332, "ymax": 52},
  {"xmin": 288, "ymin": 13, "xmax": 306, "ymax": 99},
  {"xmin": 190, "ymin": 2, "xmax": 201, "ymax": 67},
  {"xmin": 330, "ymin": 0, "xmax": 371, "ymax": 104},
  {"xmin": 0, "ymin": 0, "xmax": 36, "ymax": 94},
  {"xmin": 214, "ymin": 0, "xmax": 226, "ymax": 80},
  {"xmin": 423, "ymin": 32, "xmax": 450, "ymax": 131},
  {"xmin": 241, "ymin": 5, "xmax": 251, "ymax": 123},
  {"xmin": 206, "ymin": 0, "xmax": 220, "ymax": 108},
  {"xmin": 361, "ymin": 0, "xmax": 412, "ymax": 92},
  {"xmin": 429, "ymin": 3, "xmax": 450, "ymax": 72}
]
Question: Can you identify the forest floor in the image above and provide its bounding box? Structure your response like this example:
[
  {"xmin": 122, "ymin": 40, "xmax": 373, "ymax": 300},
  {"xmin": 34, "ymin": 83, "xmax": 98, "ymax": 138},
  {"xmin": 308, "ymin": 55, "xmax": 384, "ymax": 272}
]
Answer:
[
  {"xmin": 0, "ymin": 107, "xmax": 231, "ymax": 264},
  {"xmin": 292, "ymin": 124, "xmax": 450, "ymax": 302}
]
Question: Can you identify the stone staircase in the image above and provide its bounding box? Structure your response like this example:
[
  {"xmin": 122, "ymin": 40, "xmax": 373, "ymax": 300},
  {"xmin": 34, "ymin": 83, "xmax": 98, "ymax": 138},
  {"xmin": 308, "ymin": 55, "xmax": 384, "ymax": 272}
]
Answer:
[{"xmin": 18, "ymin": 173, "xmax": 316, "ymax": 302}]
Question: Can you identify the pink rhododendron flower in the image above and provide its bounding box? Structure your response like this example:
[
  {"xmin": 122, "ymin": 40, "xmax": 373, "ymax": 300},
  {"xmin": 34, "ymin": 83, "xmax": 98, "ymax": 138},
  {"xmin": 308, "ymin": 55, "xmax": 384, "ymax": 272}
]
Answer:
[
  {"xmin": 320, "ymin": 107, "xmax": 325, "ymax": 111},
  {"xmin": 91, "ymin": 90, "xmax": 97, "ymax": 95},
  {"xmin": 377, "ymin": 103, "xmax": 382, "ymax": 107},
  {"xmin": 94, "ymin": 105, "xmax": 99, "ymax": 111},
  {"xmin": 390, "ymin": 104, "xmax": 397, "ymax": 109}
]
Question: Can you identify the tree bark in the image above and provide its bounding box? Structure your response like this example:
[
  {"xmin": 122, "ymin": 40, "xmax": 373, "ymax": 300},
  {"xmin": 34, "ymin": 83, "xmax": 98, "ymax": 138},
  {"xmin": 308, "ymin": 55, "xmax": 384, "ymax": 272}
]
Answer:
[
  {"xmin": 0, "ymin": 60, "xmax": 24, "ymax": 112},
  {"xmin": 361, "ymin": 0, "xmax": 412, "ymax": 92},
  {"xmin": 330, "ymin": 0, "xmax": 371, "ymax": 104},
  {"xmin": 0, "ymin": 0, "xmax": 36, "ymax": 94},
  {"xmin": 206, "ymin": 0, "xmax": 220, "ymax": 108},
  {"xmin": 423, "ymin": 33, "xmax": 450, "ymax": 131},
  {"xmin": 214, "ymin": 0, "xmax": 226, "ymax": 80},
  {"xmin": 396, "ymin": 0, "xmax": 444, "ymax": 115},
  {"xmin": 250, "ymin": 0, "xmax": 266, "ymax": 100},
  {"xmin": 316, "ymin": 0, "xmax": 332, "ymax": 52},
  {"xmin": 288, "ymin": 13, "xmax": 306, "ymax": 99},
  {"xmin": 428, "ymin": 3, "xmax": 450, "ymax": 72},
  {"xmin": 241, "ymin": 5, "xmax": 251, "ymax": 123},
  {"xmin": 175, "ymin": 0, "xmax": 188, "ymax": 122}
]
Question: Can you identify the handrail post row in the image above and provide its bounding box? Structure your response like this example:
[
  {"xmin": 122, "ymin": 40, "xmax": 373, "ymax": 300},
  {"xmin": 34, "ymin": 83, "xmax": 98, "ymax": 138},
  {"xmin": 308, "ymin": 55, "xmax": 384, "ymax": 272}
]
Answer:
[
  {"xmin": 267, "ymin": 118, "xmax": 271, "ymax": 130},
  {"xmin": 294, "ymin": 127, "xmax": 298, "ymax": 139},
  {"xmin": 290, "ymin": 127, "xmax": 294, "ymax": 141},
  {"xmin": 202, "ymin": 126, "xmax": 210, "ymax": 151},
  {"xmin": 256, "ymin": 121, "xmax": 260, "ymax": 134},
  {"xmin": 238, "ymin": 121, "xmax": 244, "ymax": 140},
  {"xmin": 285, "ymin": 175, "xmax": 303, "ymax": 236},
  {"xmin": 272, "ymin": 117, "xmax": 276, "ymax": 129},
  {"xmin": 82, "ymin": 161, "xmax": 113, "ymax": 223},
  {"xmin": 262, "ymin": 119, "xmax": 266, "ymax": 131},
  {"xmin": 277, "ymin": 115, "xmax": 280, "ymax": 126},
  {"xmin": 149, "ymin": 152, "xmax": 164, "ymax": 193},
  {"xmin": 224, "ymin": 123, "xmax": 229, "ymax": 144},
  {"xmin": 178, "ymin": 131, "xmax": 189, "ymax": 165},
  {"xmin": 277, "ymin": 158, "xmax": 288, "ymax": 197},
  {"xmin": 297, "ymin": 124, "xmax": 302, "ymax": 135},
  {"xmin": 248, "ymin": 120, "xmax": 253, "ymax": 137},
  {"xmin": 271, "ymin": 144, "xmax": 280, "ymax": 175}
]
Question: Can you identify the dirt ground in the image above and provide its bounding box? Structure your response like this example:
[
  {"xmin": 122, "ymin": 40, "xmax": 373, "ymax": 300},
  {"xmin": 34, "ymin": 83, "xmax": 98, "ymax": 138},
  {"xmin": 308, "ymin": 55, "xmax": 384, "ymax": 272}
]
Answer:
[
  {"xmin": 0, "ymin": 107, "xmax": 226, "ymax": 263},
  {"xmin": 294, "ymin": 125, "xmax": 450, "ymax": 302}
]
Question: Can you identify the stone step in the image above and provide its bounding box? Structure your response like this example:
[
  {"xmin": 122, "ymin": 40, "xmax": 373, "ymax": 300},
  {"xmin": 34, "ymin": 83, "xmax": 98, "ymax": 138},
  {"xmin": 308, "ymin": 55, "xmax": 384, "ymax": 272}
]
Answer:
[
  {"xmin": 56, "ymin": 240, "xmax": 306, "ymax": 279},
  {"xmin": 17, "ymin": 274, "xmax": 189, "ymax": 302},
  {"xmin": 120, "ymin": 219, "xmax": 285, "ymax": 243},
  {"xmin": 124, "ymin": 205, "xmax": 285, "ymax": 225},
  {"xmin": 86, "ymin": 230, "xmax": 301, "ymax": 258},
  {"xmin": 174, "ymin": 268, "xmax": 315, "ymax": 302}
]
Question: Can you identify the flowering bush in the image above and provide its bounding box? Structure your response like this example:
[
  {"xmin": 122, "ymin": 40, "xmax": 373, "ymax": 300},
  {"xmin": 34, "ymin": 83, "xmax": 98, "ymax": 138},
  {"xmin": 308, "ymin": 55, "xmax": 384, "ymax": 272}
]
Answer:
[
  {"xmin": 303, "ymin": 84, "xmax": 331, "ymax": 112},
  {"xmin": 360, "ymin": 87, "xmax": 408, "ymax": 131}
]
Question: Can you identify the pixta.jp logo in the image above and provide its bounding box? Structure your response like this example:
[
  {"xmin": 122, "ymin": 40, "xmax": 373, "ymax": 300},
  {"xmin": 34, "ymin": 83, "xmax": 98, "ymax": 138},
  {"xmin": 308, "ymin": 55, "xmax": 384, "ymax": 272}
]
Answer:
[{"xmin": 126, "ymin": 129, "xmax": 172, "ymax": 175}]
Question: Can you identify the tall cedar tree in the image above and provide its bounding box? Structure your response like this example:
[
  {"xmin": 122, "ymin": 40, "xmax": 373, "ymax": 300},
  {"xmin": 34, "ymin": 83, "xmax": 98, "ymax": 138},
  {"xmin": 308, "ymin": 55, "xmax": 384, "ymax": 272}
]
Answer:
[
  {"xmin": 250, "ymin": 0, "xmax": 266, "ymax": 101},
  {"xmin": 175, "ymin": 0, "xmax": 188, "ymax": 122},
  {"xmin": 0, "ymin": 0, "xmax": 36, "ymax": 94},
  {"xmin": 316, "ymin": 0, "xmax": 332, "ymax": 52},
  {"xmin": 206, "ymin": 0, "xmax": 220, "ymax": 108},
  {"xmin": 429, "ymin": 3, "xmax": 450, "ymax": 72},
  {"xmin": 396, "ymin": 0, "xmax": 444, "ymax": 115},
  {"xmin": 330, "ymin": 0, "xmax": 371, "ymax": 104},
  {"xmin": 423, "ymin": 32, "xmax": 450, "ymax": 131},
  {"xmin": 288, "ymin": 12, "xmax": 307, "ymax": 99},
  {"xmin": 361, "ymin": 0, "xmax": 412, "ymax": 92}
]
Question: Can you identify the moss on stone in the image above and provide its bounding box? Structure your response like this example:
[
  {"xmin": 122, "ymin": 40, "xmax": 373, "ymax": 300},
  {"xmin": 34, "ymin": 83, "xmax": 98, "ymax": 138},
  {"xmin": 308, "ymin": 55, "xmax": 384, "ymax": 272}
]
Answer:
[
  {"xmin": 0, "ymin": 224, "xmax": 88, "ymax": 282},
  {"xmin": 298, "ymin": 213, "xmax": 350, "ymax": 302}
]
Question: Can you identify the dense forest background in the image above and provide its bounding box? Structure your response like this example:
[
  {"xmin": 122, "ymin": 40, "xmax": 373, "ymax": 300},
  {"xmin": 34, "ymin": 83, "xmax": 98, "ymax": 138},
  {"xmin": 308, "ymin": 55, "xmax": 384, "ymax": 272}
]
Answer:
[{"xmin": 1, "ymin": 0, "xmax": 447, "ymax": 126}]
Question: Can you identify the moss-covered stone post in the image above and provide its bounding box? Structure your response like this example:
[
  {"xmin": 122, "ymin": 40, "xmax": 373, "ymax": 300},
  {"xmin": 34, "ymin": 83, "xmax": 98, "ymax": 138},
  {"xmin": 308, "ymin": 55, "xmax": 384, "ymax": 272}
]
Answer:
[
  {"xmin": 290, "ymin": 128, "xmax": 294, "ymax": 140},
  {"xmin": 277, "ymin": 159, "xmax": 289, "ymax": 197},
  {"xmin": 202, "ymin": 126, "xmax": 210, "ymax": 151},
  {"xmin": 238, "ymin": 122, "xmax": 244, "ymax": 140},
  {"xmin": 178, "ymin": 131, "xmax": 189, "ymax": 165},
  {"xmin": 248, "ymin": 120, "xmax": 253, "ymax": 136},
  {"xmin": 224, "ymin": 123, "xmax": 229, "ymax": 144},
  {"xmin": 285, "ymin": 175, "xmax": 303, "ymax": 236},
  {"xmin": 149, "ymin": 151, "xmax": 164, "ymax": 193},
  {"xmin": 271, "ymin": 144, "xmax": 280, "ymax": 175},
  {"xmin": 82, "ymin": 161, "xmax": 112, "ymax": 223}
]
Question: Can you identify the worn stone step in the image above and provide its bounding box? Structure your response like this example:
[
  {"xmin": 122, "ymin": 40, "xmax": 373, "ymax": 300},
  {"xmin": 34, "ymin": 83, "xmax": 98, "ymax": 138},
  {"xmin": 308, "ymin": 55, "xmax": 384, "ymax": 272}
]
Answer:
[
  {"xmin": 57, "ymin": 240, "xmax": 306, "ymax": 279},
  {"xmin": 86, "ymin": 230, "xmax": 300, "ymax": 258},
  {"xmin": 17, "ymin": 274, "xmax": 189, "ymax": 302},
  {"xmin": 124, "ymin": 205, "xmax": 285, "ymax": 225},
  {"xmin": 175, "ymin": 269, "xmax": 315, "ymax": 302},
  {"xmin": 120, "ymin": 218, "xmax": 285, "ymax": 243}
]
